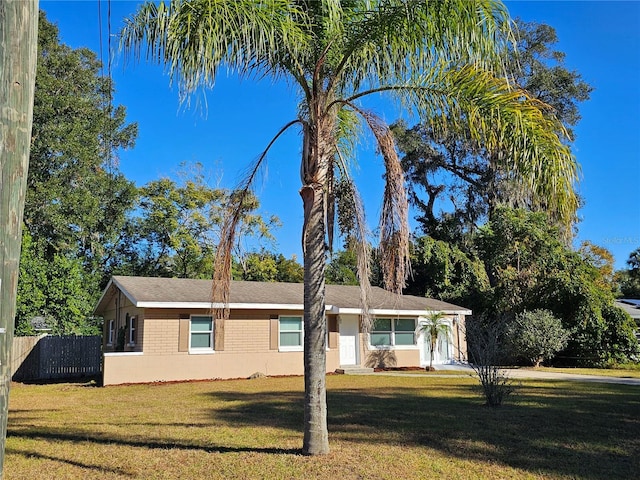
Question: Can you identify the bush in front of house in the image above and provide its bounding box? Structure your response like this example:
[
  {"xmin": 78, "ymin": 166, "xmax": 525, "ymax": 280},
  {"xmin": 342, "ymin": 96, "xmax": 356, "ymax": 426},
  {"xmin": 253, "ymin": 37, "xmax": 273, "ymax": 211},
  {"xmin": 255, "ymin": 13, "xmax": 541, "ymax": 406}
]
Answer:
[{"xmin": 506, "ymin": 309, "xmax": 569, "ymax": 367}]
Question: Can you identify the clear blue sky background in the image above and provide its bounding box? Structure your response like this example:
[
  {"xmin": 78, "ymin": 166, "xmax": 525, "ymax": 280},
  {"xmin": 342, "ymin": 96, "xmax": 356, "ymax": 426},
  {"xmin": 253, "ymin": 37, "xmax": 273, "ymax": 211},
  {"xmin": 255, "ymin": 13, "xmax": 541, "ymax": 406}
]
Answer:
[{"xmin": 40, "ymin": 0, "xmax": 640, "ymax": 270}]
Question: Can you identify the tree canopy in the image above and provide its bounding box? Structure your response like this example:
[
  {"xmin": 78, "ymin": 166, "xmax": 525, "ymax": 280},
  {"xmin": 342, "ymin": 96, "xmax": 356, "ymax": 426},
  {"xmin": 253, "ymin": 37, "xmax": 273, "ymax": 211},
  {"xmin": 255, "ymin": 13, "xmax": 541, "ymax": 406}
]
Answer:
[
  {"xmin": 616, "ymin": 248, "xmax": 640, "ymax": 298},
  {"xmin": 16, "ymin": 12, "xmax": 138, "ymax": 334},
  {"xmin": 451, "ymin": 207, "xmax": 637, "ymax": 365},
  {"xmin": 394, "ymin": 19, "xmax": 591, "ymax": 240},
  {"xmin": 16, "ymin": 14, "xmax": 279, "ymax": 335},
  {"xmin": 26, "ymin": 12, "xmax": 138, "ymax": 270}
]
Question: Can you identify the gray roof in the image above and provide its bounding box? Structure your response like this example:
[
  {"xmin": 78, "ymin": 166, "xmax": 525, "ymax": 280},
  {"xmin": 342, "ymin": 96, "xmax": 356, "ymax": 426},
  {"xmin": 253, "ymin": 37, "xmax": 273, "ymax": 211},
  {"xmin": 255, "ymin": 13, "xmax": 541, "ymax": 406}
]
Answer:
[{"xmin": 95, "ymin": 276, "xmax": 471, "ymax": 316}]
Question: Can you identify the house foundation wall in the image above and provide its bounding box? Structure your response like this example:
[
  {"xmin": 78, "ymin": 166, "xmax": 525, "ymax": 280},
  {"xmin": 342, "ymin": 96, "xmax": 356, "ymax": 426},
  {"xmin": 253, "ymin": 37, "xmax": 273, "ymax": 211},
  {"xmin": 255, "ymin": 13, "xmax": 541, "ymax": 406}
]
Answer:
[{"xmin": 103, "ymin": 349, "xmax": 341, "ymax": 385}]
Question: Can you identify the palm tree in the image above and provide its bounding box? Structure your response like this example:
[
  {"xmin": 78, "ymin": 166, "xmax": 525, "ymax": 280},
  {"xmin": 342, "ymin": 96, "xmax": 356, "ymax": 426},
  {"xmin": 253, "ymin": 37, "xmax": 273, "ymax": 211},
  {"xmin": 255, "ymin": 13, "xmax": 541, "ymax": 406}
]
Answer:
[
  {"xmin": 419, "ymin": 312, "xmax": 450, "ymax": 371},
  {"xmin": 121, "ymin": 0, "xmax": 578, "ymax": 455}
]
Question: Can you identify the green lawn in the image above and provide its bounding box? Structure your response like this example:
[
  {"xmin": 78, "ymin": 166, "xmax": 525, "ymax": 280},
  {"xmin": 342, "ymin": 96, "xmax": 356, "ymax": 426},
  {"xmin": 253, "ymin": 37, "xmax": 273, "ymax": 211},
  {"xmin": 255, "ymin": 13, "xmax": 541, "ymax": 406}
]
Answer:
[
  {"xmin": 527, "ymin": 366, "xmax": 640, "ymax": 379},
  {"xmin": 5, "ymin": 375, "xmax": 640, "ymax": 479}
]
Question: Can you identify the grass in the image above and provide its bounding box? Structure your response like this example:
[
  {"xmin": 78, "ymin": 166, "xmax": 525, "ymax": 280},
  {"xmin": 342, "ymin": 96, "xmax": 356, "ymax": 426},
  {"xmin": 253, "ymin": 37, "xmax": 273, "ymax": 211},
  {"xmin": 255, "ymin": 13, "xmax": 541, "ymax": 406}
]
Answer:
[
  {"xmin": 377, "ymin": 367, "xmax": 471, "ymax": 375},
  {"xmin": 5, "ymin": 374, "xmax": 640, "ymax": 479},
  {"xmin": 526, "ymin": 366, "xmax": 640, "ymax": 379}
]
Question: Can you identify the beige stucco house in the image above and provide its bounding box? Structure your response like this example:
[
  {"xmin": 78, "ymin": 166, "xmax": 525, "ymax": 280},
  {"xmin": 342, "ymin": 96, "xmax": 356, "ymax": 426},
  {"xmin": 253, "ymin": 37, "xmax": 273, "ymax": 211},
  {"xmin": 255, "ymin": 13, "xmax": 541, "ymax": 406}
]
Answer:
[{"xmin": 94, "ymin": 276, "xmax": 471, "ymax": 385}]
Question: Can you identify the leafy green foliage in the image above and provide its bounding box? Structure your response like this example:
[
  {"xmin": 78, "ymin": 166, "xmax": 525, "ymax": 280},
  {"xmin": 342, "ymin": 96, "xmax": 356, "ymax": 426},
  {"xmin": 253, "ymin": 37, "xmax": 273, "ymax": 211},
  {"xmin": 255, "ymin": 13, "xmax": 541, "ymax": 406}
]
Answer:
[
  {"xmin": 116, "ymin": 176, "xmax": 222, "ymax": 279},
  {"xmin": 476, "ymin": 207, "xmax": 638, "ymax": 365},
  {"xmin": 406, "ymin": 207, "xmax": 638, "ymax": 367},
  {"xmin": 233, "ymin": 251, "xmax": 303, "ymax": 283},
  {"xmin": 26, "ymin": 12, "xmax": 138, "ymax": 268},
  {"xmin": 325, "ymin": 249, "xmax": 359, "ymax": 286},
  {"xmin": 406, "ymin": 236, "xmax": 490, "ymax": 306},
  {"xmin": 115, "ymin": 165, "xmax": 279, "ymax": 280},
  {"xmin": 394, "ymin": 19, "xmax": 591, "ymax": 238},
  {"xmin": 505, "ymin": 309, "xmax": 569, "ymax": 367},
  {"xmin": 509, "ymin": 20, "xmax": 593, "ymax": 141},
  {"xmin": 17, "ymin": 17, "xmax": 280, "ymax": 334},
  {"xmin": 475, "ymin": 207, "xmax": 565, "ymax": 311},
  {"xmin": 615, "ymin": 248, "xmax": 640, "ymax": 298},
  {"xmin": 17, "ymin": 13, "xmax": 136, "ymax": 334},
  {"xmin": 418, "ymin": 312, "xmax": 450, "ymax": 370},
  {"xmin": 118, "ymin": 1, "xmax": 588, "ymax": 454},
  {"xmin": 16, "ymin": 231, "xmax": 99, "ymax": 336}
]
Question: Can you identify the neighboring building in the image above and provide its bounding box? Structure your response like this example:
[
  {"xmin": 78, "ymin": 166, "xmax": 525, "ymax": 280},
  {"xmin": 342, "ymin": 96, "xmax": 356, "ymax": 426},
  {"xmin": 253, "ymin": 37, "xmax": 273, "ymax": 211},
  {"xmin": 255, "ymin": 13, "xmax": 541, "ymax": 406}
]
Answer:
[
  {"xmin": 94, "ymin": 276, "xmax": 471, "ymax": 385},
  {"xmin": 615, "ymin": 299, "xmax": 640, "ymax": 340},
  {"xmin": 29, "ymin": 316, "xmax": 52, "ymax": 333}
]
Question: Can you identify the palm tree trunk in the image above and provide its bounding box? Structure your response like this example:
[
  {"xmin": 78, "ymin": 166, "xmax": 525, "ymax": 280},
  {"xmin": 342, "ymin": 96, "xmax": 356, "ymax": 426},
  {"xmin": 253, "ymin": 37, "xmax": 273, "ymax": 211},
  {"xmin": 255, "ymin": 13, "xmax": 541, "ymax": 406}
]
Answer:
[
  {"xmin": 299, "ymin": 106, "xmax": 333, "ymax": 456},
  {"xmin": 430, "ymin": 337, "xmax": 435, "ymax": 370},
  {"xmin": 301, "ymin": 181, "xmax": 329, "ymax": 455}
]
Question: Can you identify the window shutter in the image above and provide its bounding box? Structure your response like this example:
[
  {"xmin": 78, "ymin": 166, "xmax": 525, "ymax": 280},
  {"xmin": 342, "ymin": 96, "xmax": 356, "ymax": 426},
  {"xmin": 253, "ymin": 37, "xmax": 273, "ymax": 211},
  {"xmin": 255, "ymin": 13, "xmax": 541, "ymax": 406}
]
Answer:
[
  {"xmin": 132, "ymin": 316, "xmax": 138, "ymax": 346},
  {"xmin": 178, "ymin": 314, "xmax": 190, "ymax": 352},
  {"xmin": 269, "ymin": 316, "xmax": 278, "ymax": 350},
  {"xmin": 214, "ymin": 318, "xmax": 224, "ymax": 351},
  {"xmin": 328, "ymin": 316, "xmax": 338, "ymax": 349},
  {"xmin": 104, "ymin": 320, "xmax": 109, "ymax": 346}
]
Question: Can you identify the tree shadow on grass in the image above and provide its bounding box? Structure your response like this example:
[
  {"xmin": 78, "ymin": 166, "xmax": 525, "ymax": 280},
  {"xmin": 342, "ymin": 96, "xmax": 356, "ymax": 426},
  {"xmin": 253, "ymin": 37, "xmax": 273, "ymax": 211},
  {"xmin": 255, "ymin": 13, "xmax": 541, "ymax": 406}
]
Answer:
[
  {"xmin": 7, "ymin": 428, "xmax": 301, "ymax": 456},
  {"xmin": 5, "ymin": 446, "xmax": 136, "ymax": 477},
  {"xmin": 6, "ymin": 428, "xmax": 302, "ymax": 479},
  {"xmin": 7, "ymin": 379, "xmax": 639, "ymax": 479},
  {"xmin": 202, "ymin": 380, "xmax": 640, "ymax": 480}
]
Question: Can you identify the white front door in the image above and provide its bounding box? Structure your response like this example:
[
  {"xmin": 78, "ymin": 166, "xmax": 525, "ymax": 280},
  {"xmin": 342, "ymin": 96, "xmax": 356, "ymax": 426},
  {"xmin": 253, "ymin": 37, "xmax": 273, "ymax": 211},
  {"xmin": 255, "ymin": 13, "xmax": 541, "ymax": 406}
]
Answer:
[
  {"xmin": 420, "ymin": 325, "xmax": 453, "ymax": 366},
  {"xmin": 339, "ymin": 315, "xmax": 359, "ymax": 366}
]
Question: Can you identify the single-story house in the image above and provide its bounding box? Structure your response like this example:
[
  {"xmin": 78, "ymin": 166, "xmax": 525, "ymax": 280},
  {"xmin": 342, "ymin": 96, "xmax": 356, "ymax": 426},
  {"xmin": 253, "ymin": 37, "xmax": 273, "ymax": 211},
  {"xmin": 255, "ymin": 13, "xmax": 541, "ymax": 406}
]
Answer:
[
  {"xmin": 94, "ymin": 276, "xmax": 471, "ymax": 385},
  {"xmin": 615, "ymin": 299, "xmax": 640, "ymax": 340}
]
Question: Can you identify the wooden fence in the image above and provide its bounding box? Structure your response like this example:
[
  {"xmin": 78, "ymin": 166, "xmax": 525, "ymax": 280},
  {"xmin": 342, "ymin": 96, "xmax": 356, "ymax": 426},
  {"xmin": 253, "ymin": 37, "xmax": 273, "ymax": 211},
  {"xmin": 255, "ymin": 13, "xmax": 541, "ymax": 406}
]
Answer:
[{"xmin": 11, "ymin": 335, "xmax": 102, "ymax": 382}]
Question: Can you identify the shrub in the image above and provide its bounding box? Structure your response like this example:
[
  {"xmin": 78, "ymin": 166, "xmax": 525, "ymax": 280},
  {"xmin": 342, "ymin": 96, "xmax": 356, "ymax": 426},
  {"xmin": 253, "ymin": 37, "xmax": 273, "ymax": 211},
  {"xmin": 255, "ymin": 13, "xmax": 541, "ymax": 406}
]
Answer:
[
  {"xmin": 506, "ymin": 309, "xmax": 569, "ymax": 367},
  {"xmin": 466, "ymin": 317, "xmax": 515, "ymax": 407}
]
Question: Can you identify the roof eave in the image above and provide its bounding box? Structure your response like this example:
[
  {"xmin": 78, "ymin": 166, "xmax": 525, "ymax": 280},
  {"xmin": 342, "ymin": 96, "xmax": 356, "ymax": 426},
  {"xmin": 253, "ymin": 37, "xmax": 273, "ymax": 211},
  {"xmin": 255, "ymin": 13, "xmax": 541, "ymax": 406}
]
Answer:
[
  {"xmin": 329, "ymin": 306, "xmax": 472, "ymax": 316},
  {"xmin": 132, "ymin": 303, "xmax": 472, "ymax": 315},
  {"xmin": 93, "ymin": 277, "xmax": 141, "ymax": 315},
  {"xmin": 135, "ymin": 302, "xmax": 309, "ymax": 311}
]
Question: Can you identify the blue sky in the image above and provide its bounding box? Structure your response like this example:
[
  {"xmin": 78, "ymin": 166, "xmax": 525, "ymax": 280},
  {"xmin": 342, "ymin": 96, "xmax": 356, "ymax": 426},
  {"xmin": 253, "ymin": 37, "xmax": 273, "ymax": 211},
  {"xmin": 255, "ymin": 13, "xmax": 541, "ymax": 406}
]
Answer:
[{"xmin": 40, "ymin": 0, "xmax": 640, "ymax": 270}]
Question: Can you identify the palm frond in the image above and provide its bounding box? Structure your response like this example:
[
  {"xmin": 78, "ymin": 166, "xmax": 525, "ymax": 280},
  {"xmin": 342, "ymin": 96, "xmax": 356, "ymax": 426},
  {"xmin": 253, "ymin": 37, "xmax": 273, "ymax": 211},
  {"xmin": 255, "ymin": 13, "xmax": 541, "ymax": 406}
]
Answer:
[
  {"xmin": 330, "ymin": 0, "xmax": 513, "ymax": 95},
  {"xmin": 355, "ymin": 108, "xmax": 410, "ymax": 294},
  {"xmin": 352, "ymin": 65, "xmax": 578, "ymax": 226},
  {"xmin": 120, "ymin": 0, "xmax": 312, "ymax": 100},
  {"xmin": 211, "ymin": 119, "xmax": 301, "ymax": 318},
  {"xmin": 333, "ymin": 167, "xmax": 374, "ymax": 330}
]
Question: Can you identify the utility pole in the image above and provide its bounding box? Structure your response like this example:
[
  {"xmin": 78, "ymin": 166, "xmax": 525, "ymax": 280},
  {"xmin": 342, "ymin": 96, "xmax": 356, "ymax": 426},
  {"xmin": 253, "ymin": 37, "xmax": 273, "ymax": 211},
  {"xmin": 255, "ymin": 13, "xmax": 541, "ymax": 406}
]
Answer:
[{"xmin": 0, "ymin": 1, "xmax": 39, "ymax": 476}]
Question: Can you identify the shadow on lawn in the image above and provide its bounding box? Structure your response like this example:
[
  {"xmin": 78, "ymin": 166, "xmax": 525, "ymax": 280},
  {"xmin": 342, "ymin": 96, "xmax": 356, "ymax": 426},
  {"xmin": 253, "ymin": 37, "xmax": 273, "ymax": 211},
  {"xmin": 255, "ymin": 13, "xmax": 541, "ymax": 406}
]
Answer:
[
  {"xmin": 7, "ymin": 428, "xmax": 301, "ymax": 456},
  {"xmin": 7, "ymin": 379, "xmax": 639, "ymax": 479},
  {"xmin": 5, "ymin": 446, "xmax": 135, "ymax": 477},
  {"xmin": 203, "ymin": 380, "xmax": 640, "ymax": 480}
]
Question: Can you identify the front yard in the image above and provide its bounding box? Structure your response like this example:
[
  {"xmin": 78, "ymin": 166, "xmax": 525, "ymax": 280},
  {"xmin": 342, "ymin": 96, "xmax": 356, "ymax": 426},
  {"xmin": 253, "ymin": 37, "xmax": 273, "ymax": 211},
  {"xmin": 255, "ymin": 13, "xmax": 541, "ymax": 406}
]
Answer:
[{"xmin": 5, "ymin": 374, "xmax": 639, "ymax": 479}]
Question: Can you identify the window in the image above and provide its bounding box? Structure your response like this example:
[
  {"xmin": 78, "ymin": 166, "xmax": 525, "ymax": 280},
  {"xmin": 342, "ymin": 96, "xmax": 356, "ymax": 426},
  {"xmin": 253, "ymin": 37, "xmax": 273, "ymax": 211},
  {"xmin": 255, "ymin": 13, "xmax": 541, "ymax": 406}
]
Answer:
[
  {"xmin": 107, "ymin": 319, "xmax": 115, "ymax": 345},
  {"xmin": 279, "ymin": 316, "xmax": 303, "ymax": 350},
  {"xmin": 370, "ymin": 318, "xmax": 416, "ymax": 348},
  {"xmin": 128, "ymin": 316, "xmax": 137, "ymax": 345},
  {"xmin": 394, "ymin": 318, "xmax": 416, "ymax": 345},
  {"xmin": 190, "ymin": 316, "xmax": 214, "ymax": 351},
  {"xmin": 370, "ymin": 318, "xmax": 392, "ymax": 347}
]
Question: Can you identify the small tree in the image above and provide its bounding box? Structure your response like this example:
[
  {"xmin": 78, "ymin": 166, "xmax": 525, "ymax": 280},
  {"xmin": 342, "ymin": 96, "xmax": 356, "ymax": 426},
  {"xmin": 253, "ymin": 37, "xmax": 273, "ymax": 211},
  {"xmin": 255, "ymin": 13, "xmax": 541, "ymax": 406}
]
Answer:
[
  {"xmin": 466, "ymin": 316, "xmax": 515, "ymax": 407},
  {"xmin": 506, "ymin": 309, "xmax": 569, "ymax": 367},
  {"xmin": 418, "ymin": 312, "xmax": 450, "ymax": 371}
]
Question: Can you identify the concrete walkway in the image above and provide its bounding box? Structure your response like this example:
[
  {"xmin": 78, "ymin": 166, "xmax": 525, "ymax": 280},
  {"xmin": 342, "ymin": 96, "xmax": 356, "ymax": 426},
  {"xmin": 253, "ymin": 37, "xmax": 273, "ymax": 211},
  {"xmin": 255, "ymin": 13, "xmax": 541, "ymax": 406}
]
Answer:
[{"xmin": 360, "ymin": 366, "xmax": 640, "ymax": 386}]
